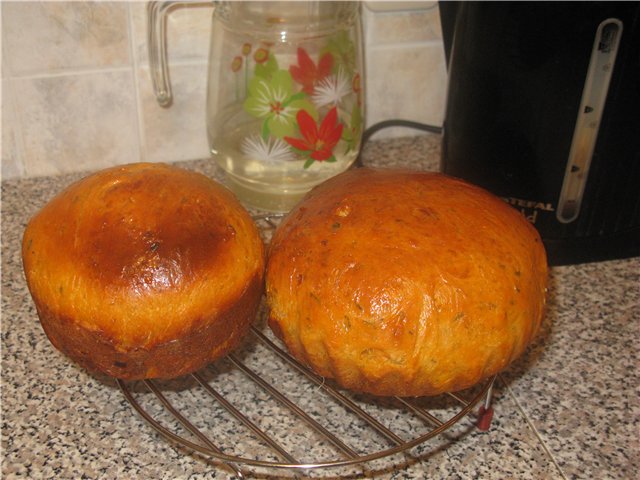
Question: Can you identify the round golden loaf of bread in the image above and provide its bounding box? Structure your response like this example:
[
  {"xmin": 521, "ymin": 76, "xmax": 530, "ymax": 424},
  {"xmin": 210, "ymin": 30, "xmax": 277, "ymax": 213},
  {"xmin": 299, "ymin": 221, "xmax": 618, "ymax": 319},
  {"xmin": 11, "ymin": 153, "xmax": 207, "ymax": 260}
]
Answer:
[
  {"xmin": 266, "ymin": 168, "xmax": 548, "ymax": 397},
  {"xmin": 22, "ymin": 163, "xmax": 265, "ymax": 380}
]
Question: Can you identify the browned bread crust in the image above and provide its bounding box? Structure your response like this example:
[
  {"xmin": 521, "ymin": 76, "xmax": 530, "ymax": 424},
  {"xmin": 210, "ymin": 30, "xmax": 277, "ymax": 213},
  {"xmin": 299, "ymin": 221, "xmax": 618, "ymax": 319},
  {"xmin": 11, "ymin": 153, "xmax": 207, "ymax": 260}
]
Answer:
[
  {"xmin": 266, "ymin": 168, "xmax": 548, "ymax": 397},
  {"xmin": 22, "ymin": 163, "xmax": 265, "ymax": 380}
]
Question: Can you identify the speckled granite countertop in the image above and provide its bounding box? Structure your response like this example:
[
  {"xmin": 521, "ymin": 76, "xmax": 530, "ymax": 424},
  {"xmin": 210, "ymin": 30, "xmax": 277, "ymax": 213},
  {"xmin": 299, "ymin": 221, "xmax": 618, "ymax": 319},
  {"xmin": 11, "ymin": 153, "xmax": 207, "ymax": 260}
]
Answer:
[{"xmin": 2, "ymin": 135, "xmax": 639, "ymax": 480}]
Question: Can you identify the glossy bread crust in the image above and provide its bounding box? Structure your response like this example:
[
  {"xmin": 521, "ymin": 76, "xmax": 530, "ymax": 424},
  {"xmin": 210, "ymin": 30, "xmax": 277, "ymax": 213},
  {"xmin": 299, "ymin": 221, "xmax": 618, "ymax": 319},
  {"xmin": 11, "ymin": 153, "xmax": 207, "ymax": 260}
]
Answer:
[
  {"xmin": 22, "ymin": 163, "xmax": 265, "ymax": 379},
  {"xmin": 266, "ymin": 168, "xmax": 548, "ymax": 397}
]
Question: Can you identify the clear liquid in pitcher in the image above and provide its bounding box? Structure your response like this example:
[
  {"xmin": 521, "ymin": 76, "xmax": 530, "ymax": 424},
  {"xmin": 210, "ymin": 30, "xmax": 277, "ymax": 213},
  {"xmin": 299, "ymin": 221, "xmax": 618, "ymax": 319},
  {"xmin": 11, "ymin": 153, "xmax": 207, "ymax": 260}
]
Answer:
[
  {"xmin": 207, "ymin": 25, "xmax": 364, "ymax": 212},
  {"xmin": 210, "ymin": 105, "xmax": 359, "ymax": 212}
]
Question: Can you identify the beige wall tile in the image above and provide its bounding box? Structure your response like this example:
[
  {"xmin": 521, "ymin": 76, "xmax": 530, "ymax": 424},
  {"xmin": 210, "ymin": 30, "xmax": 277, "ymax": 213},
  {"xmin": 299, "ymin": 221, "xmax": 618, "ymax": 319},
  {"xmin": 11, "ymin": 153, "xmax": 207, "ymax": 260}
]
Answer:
[
  {"xmin": 140, "ymin": 64, "xmax": 210, "ymax": 164},
  {"xmin": 362, "ymin": 1, "xmax": 447, "ymax": 139},
  {"xmin": 2, "ymin": 1, "xmax": 130, "ymax": 76},
  {"xmin": 13, "ymin": 71, "xmax": 140, "ymax": 177},
  {"xmin": 130, "ymin": 2, "xmax": 213, "ymax": 66},
  {"xmin": 365, "ymin": 42, "xmax": 447, "ymax": 137},
  {"xmin": 364, "ymin": 3, "xmax": 442, "ymax": 45}
]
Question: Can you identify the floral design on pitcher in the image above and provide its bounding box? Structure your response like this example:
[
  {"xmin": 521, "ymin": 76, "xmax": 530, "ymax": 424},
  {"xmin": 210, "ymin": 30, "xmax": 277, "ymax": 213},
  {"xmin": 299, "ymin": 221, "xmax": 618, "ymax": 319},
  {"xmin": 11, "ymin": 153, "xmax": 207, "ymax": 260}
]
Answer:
[
  {"xmin": 343, "ymin": 103, "xmax": 363, "ymax": 154},
  {"xmin": 289, "ymin": 48, "xmax": 333, "ymax": 95},
  {"xmin": 284, "ymin": 107, "xmax": 343, "ymax": 168},
  {"xmin": 312, "ymin": 67, "xmax": 352, "ymax": 108},
  {"xmin": 241, "ymin": 135, "xmax": 295, "ymax": 164},
  {"xmin": 244, "ymin": 70, "xmax": 317, "ymax": 138},
  {"xmin": 237, "ymin": 33, "xmax": 362, "ymax": 169},
  {"xmin": 323, "ymin": 31, "xmax": 357, "ymax": 75}
]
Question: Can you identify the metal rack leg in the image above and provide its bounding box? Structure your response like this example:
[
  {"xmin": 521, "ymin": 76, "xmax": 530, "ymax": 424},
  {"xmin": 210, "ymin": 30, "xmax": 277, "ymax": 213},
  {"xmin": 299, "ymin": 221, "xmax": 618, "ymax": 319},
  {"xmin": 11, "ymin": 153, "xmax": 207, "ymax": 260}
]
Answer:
[{"xmin": 476, "ymin": 376, "xmax": 496, "ymax": 431}]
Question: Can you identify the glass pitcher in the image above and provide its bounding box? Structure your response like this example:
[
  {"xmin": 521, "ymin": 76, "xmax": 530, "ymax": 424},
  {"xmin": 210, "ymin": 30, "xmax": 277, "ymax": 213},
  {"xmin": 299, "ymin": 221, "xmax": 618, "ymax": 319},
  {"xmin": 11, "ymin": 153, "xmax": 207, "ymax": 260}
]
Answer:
[{"xmin": 148, "ymin": 1, "xmax": 365, "ymax": 212}]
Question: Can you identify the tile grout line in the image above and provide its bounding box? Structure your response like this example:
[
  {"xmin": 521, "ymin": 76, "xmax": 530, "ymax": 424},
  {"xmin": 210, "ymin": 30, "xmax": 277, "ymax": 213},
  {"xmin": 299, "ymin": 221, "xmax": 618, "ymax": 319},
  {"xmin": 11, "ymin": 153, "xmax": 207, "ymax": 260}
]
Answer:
[
  {"xmin": 3, "ymin": 80, "xmax": 27, "ymax": 179},
  {"xmin": 499, "ymin": 375, "xmax": 569, "ymax": 480},
  {"xmin": 368, "ymin": 39, "xmax": 445, "ymax": 51},
  {"xmin": 4, "ymin": 60, "xmax": 208, "ymax": 82},
  {"xmin": 4, "ymin": 66, "xmax": 132, "ymax": 81}
]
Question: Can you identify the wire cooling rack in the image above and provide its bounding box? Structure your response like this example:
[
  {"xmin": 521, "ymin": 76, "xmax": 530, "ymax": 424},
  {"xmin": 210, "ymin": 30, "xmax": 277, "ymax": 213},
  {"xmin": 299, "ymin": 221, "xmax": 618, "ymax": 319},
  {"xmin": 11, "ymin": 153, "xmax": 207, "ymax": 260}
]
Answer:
[{"xmin": 116, "ymin": 214, "xmax": 497, "ymax": 477}]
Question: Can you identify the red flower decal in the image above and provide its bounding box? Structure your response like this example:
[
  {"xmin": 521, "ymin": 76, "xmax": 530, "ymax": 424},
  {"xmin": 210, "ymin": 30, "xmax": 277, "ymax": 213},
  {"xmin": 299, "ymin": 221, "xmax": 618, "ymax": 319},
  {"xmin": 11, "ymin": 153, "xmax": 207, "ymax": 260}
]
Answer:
[
  {"xmin": 285, "ymin": 107, "xmax": 343, "ymax": 163},
  {"xmin": 289, "ymin": 48, "xmax": 333, "ymax": 95}
]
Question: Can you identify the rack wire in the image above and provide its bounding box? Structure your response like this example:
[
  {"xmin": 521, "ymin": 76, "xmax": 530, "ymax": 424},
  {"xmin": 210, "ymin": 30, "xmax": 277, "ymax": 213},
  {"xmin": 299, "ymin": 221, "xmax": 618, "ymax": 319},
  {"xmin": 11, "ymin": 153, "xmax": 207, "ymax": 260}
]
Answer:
[{"xmin": 116, "ymin": 214, "xmax": 497, "ymax": 477}]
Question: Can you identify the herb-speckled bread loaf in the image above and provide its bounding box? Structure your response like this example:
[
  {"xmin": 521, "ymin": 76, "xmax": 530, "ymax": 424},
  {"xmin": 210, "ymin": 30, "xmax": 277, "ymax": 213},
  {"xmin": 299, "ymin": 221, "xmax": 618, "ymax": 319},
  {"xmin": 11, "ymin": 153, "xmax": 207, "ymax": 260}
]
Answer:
[{"xmin": 266, "ymin": 168, "xmax": 548, "ymax": 397}]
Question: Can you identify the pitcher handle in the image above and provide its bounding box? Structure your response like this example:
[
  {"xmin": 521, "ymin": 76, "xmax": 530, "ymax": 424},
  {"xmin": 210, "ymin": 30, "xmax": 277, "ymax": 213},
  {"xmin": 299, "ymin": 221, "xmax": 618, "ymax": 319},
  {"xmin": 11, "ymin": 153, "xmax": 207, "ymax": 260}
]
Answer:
[{"xmin": 147, "ymin": 1, "xmax": 211, "ymax": 107}]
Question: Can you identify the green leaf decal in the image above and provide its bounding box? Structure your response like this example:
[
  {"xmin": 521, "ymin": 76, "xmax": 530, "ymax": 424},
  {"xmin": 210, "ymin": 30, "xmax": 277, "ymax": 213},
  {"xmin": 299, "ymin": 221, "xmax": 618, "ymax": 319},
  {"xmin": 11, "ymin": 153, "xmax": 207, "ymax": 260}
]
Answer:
[{"xmin": 255, "ymin": 52, "xmax": 279, "ymax": 79}]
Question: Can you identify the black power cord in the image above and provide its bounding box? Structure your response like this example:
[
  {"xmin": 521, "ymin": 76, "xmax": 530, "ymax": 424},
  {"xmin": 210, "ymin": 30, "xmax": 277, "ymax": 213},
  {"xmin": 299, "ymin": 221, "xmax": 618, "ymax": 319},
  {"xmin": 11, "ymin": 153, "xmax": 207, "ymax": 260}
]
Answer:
[{"xmin": 355, "ymin": 119, "xmax": 443, "ymax": 168}]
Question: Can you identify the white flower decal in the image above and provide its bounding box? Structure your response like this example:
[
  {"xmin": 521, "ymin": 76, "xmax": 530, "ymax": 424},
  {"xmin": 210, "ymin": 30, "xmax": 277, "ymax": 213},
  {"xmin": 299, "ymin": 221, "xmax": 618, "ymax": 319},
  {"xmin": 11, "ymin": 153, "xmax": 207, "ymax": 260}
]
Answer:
[
  {"xmin": 312, "ymin": 68, "xmax": 352, "ymax": 108},
  {"xmin": 241, "ymin": 135, "xmax": 295, "ymax": 164}
]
